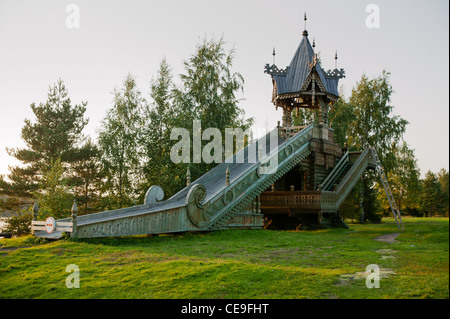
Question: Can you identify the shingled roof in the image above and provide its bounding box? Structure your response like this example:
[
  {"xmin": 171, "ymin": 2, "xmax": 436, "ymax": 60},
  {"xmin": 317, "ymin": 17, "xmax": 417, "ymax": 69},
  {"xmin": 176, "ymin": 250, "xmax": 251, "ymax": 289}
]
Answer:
[{"xmin": 265, "ymin": 30, "xmax": 342, "ymax": 98}]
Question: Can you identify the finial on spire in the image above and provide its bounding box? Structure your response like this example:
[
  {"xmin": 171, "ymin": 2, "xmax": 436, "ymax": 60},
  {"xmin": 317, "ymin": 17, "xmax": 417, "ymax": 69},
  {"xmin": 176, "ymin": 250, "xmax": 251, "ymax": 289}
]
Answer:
[
  {"xmin": 335, "ymin": 51, "xmax": 338, "ymax": 69},
  {"xmin": 272, "ymin": 46, "xmax": 276, "ymax": 65},
  {"xmin": 302, "ymin": 12, "xmax": 308, "ymax": 37}
]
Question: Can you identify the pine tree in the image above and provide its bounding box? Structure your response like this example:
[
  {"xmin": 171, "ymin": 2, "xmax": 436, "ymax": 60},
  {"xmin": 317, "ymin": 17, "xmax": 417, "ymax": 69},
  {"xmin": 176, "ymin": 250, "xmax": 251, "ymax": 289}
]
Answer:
[
  {"xmin": 69, "ymin": 139, "xmax": 104, "ymax": 214},
  {"xmin": 420, "ymin": 171, "xmax": 442, "ymax": 217},
  {"xmin": 33, "ymin": 157, "xmax": 74, "ymax": 220},
  {"xmin": 437, "ymin": 169, "xmax": 449, "ymax": 216},
  {"xmin": 2, "ymin": 79, "xmax": 89, "ymax": 200}
]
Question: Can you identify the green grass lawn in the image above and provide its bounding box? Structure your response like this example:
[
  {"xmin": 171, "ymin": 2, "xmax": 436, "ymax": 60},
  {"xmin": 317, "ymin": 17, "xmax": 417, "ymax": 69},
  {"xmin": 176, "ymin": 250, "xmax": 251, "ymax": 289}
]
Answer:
[{"xmin": 0, "ymin": 217, "xmax": 448, "ymax": 299}]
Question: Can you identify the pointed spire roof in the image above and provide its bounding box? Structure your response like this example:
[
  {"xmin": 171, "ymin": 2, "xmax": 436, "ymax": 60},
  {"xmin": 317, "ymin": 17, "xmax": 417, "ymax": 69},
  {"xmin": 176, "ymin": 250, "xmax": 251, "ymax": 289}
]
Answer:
[
  {"xmin": 265, "ymin": 23, "xmax": 344, "ymax": 99},
  {"xmin": 284, "ymin": 32, "xmax": 319, "ymax": 93}
]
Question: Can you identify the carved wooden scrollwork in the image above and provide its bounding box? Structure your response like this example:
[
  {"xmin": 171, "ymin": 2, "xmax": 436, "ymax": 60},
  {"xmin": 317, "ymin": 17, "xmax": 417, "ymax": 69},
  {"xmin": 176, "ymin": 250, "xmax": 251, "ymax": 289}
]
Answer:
[
  {"xmin": 264, "ymin": 63, "xmax": 288, "ymax": 76},
  {"xmin": 222, "ymin": 188, "xmax": 234, "ymax": 205},
  {"xmin": 325, "ymin": 68, "xmax": 346, "ymax": 79},
  {"xmin": 256, "ymin": 162, "xmax": 262, "ymax": 178},
  {"xmin": 185, "ymin": 184, "xmax": 208, "ymax": 228},
  {"xmin": 144, "ymin": 185, "xmax": 164, "ymax": 205},
  {"xmin": 285, "ymin": 144, "xmax": 293, "ymax": 157}
]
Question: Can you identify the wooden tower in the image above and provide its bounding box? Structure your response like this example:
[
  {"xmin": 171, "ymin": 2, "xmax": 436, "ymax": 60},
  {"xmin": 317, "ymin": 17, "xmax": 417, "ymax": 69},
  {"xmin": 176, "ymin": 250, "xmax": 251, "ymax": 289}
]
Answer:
[
  {"xmin": 261, "ymin": 16, "xmax": 352, "ymax": 228},
  {"xmin": 264, "ymin": 15, "xmax": 345, "ymax": 129}
]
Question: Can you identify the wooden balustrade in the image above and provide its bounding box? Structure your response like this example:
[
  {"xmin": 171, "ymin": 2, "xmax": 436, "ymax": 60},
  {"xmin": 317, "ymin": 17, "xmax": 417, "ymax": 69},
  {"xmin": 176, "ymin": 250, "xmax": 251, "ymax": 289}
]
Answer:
[
  {"xmin": 260, "ymin": 191, "xmax": 322, "ymax": 209},
  {"xmin": 260, "ymin": 148, "xmax": 373, "ymax": 212},
  {"xmin": 278, "ymin": 125, "xmax": 309, "ymax": 139},
  {"xmin": 348, "ymin": 151, "xmax": 363, "ymax": 164}
]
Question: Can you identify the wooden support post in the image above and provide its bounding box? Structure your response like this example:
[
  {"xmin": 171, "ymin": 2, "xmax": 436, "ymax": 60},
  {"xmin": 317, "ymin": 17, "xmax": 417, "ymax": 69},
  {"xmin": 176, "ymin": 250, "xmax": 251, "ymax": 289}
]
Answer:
[
  {"xmin": 186, "ymin": 167, "xmax": 191, "ymax": 186},
  {"xmin": 319, "ymin": 100, "xmax": 328, "ymax": 125},
  {"xmin": 32, "ymin": 201, "xmax": 39, "ymax": 221},
  {"xmin": 71, "ymin": 200, "xmax": 78, "ymax": 238},
  {"xmin": 282, "ymin": 107, "xmax": 287, "ymax": 127},
  {"xmin": 257, "ymin": 195, "xmax": 261, "ymax": 214},
  {"xmin": 32, "ymin": 201, "xmax": 39, "ymax": 235},
  {"xmin": 318, "ymin": 107, "xmax": 324, "ymax": 125},
  {"xmin": 287, "ymin": 107, "xmax": 292, "ymax": 127},
  {"xmin": 310, "ymin": 152, "xmax": 316, "ymax": 190}
]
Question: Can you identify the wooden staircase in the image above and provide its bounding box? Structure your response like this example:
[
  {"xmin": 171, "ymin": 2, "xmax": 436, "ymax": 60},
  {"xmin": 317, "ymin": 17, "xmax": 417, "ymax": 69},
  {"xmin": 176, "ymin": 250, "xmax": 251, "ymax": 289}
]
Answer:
[
  {"xmin": 34, "ymin": 124, "xmax": 315, "ymax": 239},
  {"xmin": 326, "ymin": 162, "xmax": 353, "ymax": 191},
  {"xmin": 33, "ymin": 123, "xmax": 397, "ymax": 239}
]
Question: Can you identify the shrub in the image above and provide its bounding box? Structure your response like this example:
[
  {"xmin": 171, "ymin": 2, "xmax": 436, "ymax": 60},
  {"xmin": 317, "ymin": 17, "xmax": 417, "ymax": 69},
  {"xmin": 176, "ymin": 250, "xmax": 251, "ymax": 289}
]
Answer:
[{"xmin": 3, "ymin": 211, "xmax": 33, "ymax": 237}]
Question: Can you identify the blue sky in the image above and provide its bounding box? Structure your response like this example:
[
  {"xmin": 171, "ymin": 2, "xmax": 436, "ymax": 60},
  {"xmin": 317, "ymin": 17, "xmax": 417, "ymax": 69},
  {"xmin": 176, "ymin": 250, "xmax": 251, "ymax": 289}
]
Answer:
[{"xmin": 0, "ymin": 0, "xmax": 448, "ymax": 178}]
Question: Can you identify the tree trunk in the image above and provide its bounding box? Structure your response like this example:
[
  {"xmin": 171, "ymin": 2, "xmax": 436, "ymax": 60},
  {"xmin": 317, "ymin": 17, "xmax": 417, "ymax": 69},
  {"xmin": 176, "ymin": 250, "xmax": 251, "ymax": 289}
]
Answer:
[
  {"xmin": 359, "ymin": 190, "xmax": 365, "ymax": 224},
  {"xmin": 84, "ymin": 182, "xmax": 89, "ymax": 214}
]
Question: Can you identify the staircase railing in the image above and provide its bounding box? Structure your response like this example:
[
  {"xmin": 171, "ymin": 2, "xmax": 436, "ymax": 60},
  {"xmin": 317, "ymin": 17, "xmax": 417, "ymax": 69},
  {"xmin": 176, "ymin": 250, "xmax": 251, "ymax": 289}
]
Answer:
[
  {"xmin": 206, "ymin": 124, "xmax": 315, "ymax": 229},
  {"xmin": 319, "ymin": 151, "xmax": 349, "ymax": 191},
  {"xmin": 320, "ymin": 148, "xmax": 375, "ymax": 211}
]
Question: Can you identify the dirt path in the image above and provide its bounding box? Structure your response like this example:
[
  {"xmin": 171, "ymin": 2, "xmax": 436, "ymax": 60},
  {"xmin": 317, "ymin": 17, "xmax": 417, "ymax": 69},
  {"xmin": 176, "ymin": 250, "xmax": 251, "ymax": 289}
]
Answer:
[
  {"xmin": 0, "ymin": 245, "xmax": 32, "ymax": 253},
  {"xmin": 336, "ymin": 233, "xmax": 400, "ymax": 287}
]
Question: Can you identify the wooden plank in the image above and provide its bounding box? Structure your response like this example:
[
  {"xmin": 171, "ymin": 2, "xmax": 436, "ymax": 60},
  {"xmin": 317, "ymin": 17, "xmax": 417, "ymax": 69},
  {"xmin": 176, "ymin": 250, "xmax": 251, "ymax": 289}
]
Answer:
[
  {"xmin": 33, "ymin": 226, "xmax": 72, "ymax": 232},
  {"xmin": 31, "ymin": 221, "xmax": 46, "ymax": 226},
  {"xmin": 56, "ymin": 222, "xmax": 73, "ymax": 227},
  {"xmin": 32, "ymin": 226, "xmax": 46, "ymax": 231}
]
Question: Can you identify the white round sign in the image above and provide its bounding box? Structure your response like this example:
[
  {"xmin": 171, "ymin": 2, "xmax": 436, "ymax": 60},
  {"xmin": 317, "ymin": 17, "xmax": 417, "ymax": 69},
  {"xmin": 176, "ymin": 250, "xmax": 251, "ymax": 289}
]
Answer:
[{"xmin": 45, "ymin": 217, "xmax": 55, "ymax": 233}]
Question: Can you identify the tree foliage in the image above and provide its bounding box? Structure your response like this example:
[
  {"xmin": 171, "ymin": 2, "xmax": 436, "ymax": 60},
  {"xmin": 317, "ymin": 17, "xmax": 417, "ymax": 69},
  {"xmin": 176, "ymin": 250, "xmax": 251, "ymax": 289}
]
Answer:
[
  {"xmin": 177, "ymin": 36, "xmax": 248, "ymax": 130},
  {"xmin": 329, "ymin": 71, "xmax": 410, "ymax": 222},
  {"xmin": 377, "ymin": 141, "xmax": 421, "ymax": 215},
  {"xmin": 336, "ymin": 70, "xmax": 408, "ymax": 173},
  {"xmin": 437, "ymin": 169, "xmax": 449, "ymax": 216},
  {"xmin": 98, "ymin": 74, "xmax": 145, "ymax": 209},
  {"xmin": 140, "ymin": 36, "xmax": 253, "ymax": 198},
  {"xmin": 172, "ymin": 36, "xmax": 253, "ymax": 180},
  {"xmin": 69, "ymin": 139, "xmax": 104, "ymax": 214},
  {"xmin": 420, "ymin": 170, "xmax": 444, "ymax": 217},
  {"xmin": 140, "ymin": 58, "xmax": 181, "ymax": 198},
  {"xmin": 85, "ymin": 36, "xmax": 253, "ymax": 208},
  {"xmin": 3, "ymin": 79, "xmax": 89, "ymax": 199},
  {"xmin": 328, "ymin": 94, "xmax": 355, "ymax": 148},
  {"xmin": 33, "ymin": 157, "xmax": 74, "ymax": 220},
  {"xmin": 3, "ymin": 212, "xmax": 33, "ymax": 237}
]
